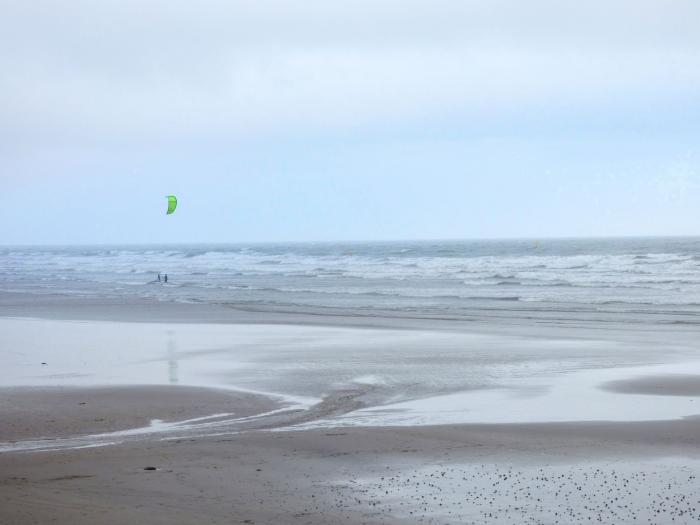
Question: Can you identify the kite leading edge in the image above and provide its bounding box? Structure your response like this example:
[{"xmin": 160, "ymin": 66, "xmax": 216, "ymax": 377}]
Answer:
[{"xmin": 166, "ymin": 195, "xmax": 177, "ymax": 215}]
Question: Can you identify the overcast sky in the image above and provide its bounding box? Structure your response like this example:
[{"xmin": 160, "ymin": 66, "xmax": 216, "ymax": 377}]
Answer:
[{"xmin": 2, "ymin": 0, "xmax": 699, "ymax": 244}]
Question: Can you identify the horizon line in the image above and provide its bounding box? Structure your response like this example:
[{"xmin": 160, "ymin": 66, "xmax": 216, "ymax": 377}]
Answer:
[{"xmin": 2, "ymin": 234, "xmax": 700, "ymax": 248}]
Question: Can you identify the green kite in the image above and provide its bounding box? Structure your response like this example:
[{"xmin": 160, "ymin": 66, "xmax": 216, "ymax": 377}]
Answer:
[{"xmin": 165, "ymin": 195, "xmax": 177, "ymax": 215}]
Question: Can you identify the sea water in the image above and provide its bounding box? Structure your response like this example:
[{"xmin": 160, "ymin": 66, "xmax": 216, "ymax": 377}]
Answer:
[{"xmin": 2, "ymin": 238, "xmax": 700, "ymax": 318}]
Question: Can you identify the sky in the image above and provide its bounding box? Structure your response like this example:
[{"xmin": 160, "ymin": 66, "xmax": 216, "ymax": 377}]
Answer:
[{"xmin": 1, "ymin": 0, "xmax": 699, "ymax": 244}]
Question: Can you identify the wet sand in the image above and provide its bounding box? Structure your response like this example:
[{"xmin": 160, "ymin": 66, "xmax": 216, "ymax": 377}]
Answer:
[
  {"xmin": 2, "ymin": 393, "xmax": 700, "ymax": 524},
  {"xmin": 602, "ymin": 374, "xmax": 700, "ymax": 397},
  {"xmin": 0, "ymin": 386, "xmax": 279, "ymax": 442},
  {"xmin": 2, "ymin": 290, "xmax": 698, "ymax": 339},
  {"xmin": 2, "ymin": 293, "xmax": 700, "ymax": 523}
]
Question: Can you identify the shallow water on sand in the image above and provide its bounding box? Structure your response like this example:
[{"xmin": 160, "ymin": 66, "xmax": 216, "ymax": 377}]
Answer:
[{"xmin": 2, "ymin": 315, "xmax": 700, "ymax": 450}]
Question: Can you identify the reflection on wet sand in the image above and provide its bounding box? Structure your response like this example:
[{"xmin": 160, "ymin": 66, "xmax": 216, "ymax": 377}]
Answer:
[{"xmin": 167, "ymin": 330, "xmax": 178, "ymax": 385}]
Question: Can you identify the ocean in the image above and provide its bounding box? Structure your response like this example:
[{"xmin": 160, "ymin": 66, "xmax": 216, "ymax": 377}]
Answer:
[{"xmin": 2, "ymin": 237, "xmax": 700, "ymax": 320}]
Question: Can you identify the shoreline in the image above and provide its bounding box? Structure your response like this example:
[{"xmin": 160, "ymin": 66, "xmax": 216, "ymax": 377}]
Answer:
[{"xmin": 2, "ymin": 290, "xmax": 699, "ymax": 336}]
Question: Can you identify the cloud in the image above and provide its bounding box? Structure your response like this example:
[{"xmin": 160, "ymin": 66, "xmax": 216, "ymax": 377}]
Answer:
[{"xmin": 1, "ymin": 0, "xmax": 699, "ymax": 147}]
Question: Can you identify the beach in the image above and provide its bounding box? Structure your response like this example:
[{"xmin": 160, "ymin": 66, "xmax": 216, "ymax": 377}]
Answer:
[
  {"xmin": 4, "ymin": 0, "xmax": 700, "ymax": 518},
  {"xmin": 2, "ymin": 283, "xmax": 700, "ymax": 524}
]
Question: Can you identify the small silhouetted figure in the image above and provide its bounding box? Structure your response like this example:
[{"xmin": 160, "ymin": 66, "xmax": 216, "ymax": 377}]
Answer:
[
  {"xmin": 157, "ymin": 273, "xmax": 161, "ymax": 282},
  {"xmin": 164, "ymin": 274, "xmax": 168, "ymax": 283}
]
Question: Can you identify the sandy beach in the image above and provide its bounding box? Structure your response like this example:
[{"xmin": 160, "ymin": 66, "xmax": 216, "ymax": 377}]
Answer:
[{"xmin": 2, "ymin": 292, "xmax": 700, "ymax": 523}]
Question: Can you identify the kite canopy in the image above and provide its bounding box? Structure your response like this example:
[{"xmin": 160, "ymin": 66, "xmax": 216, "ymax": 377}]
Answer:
[{"xmin": 165, "ymin": 195, "xmax": 177, "ymax": 215}]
